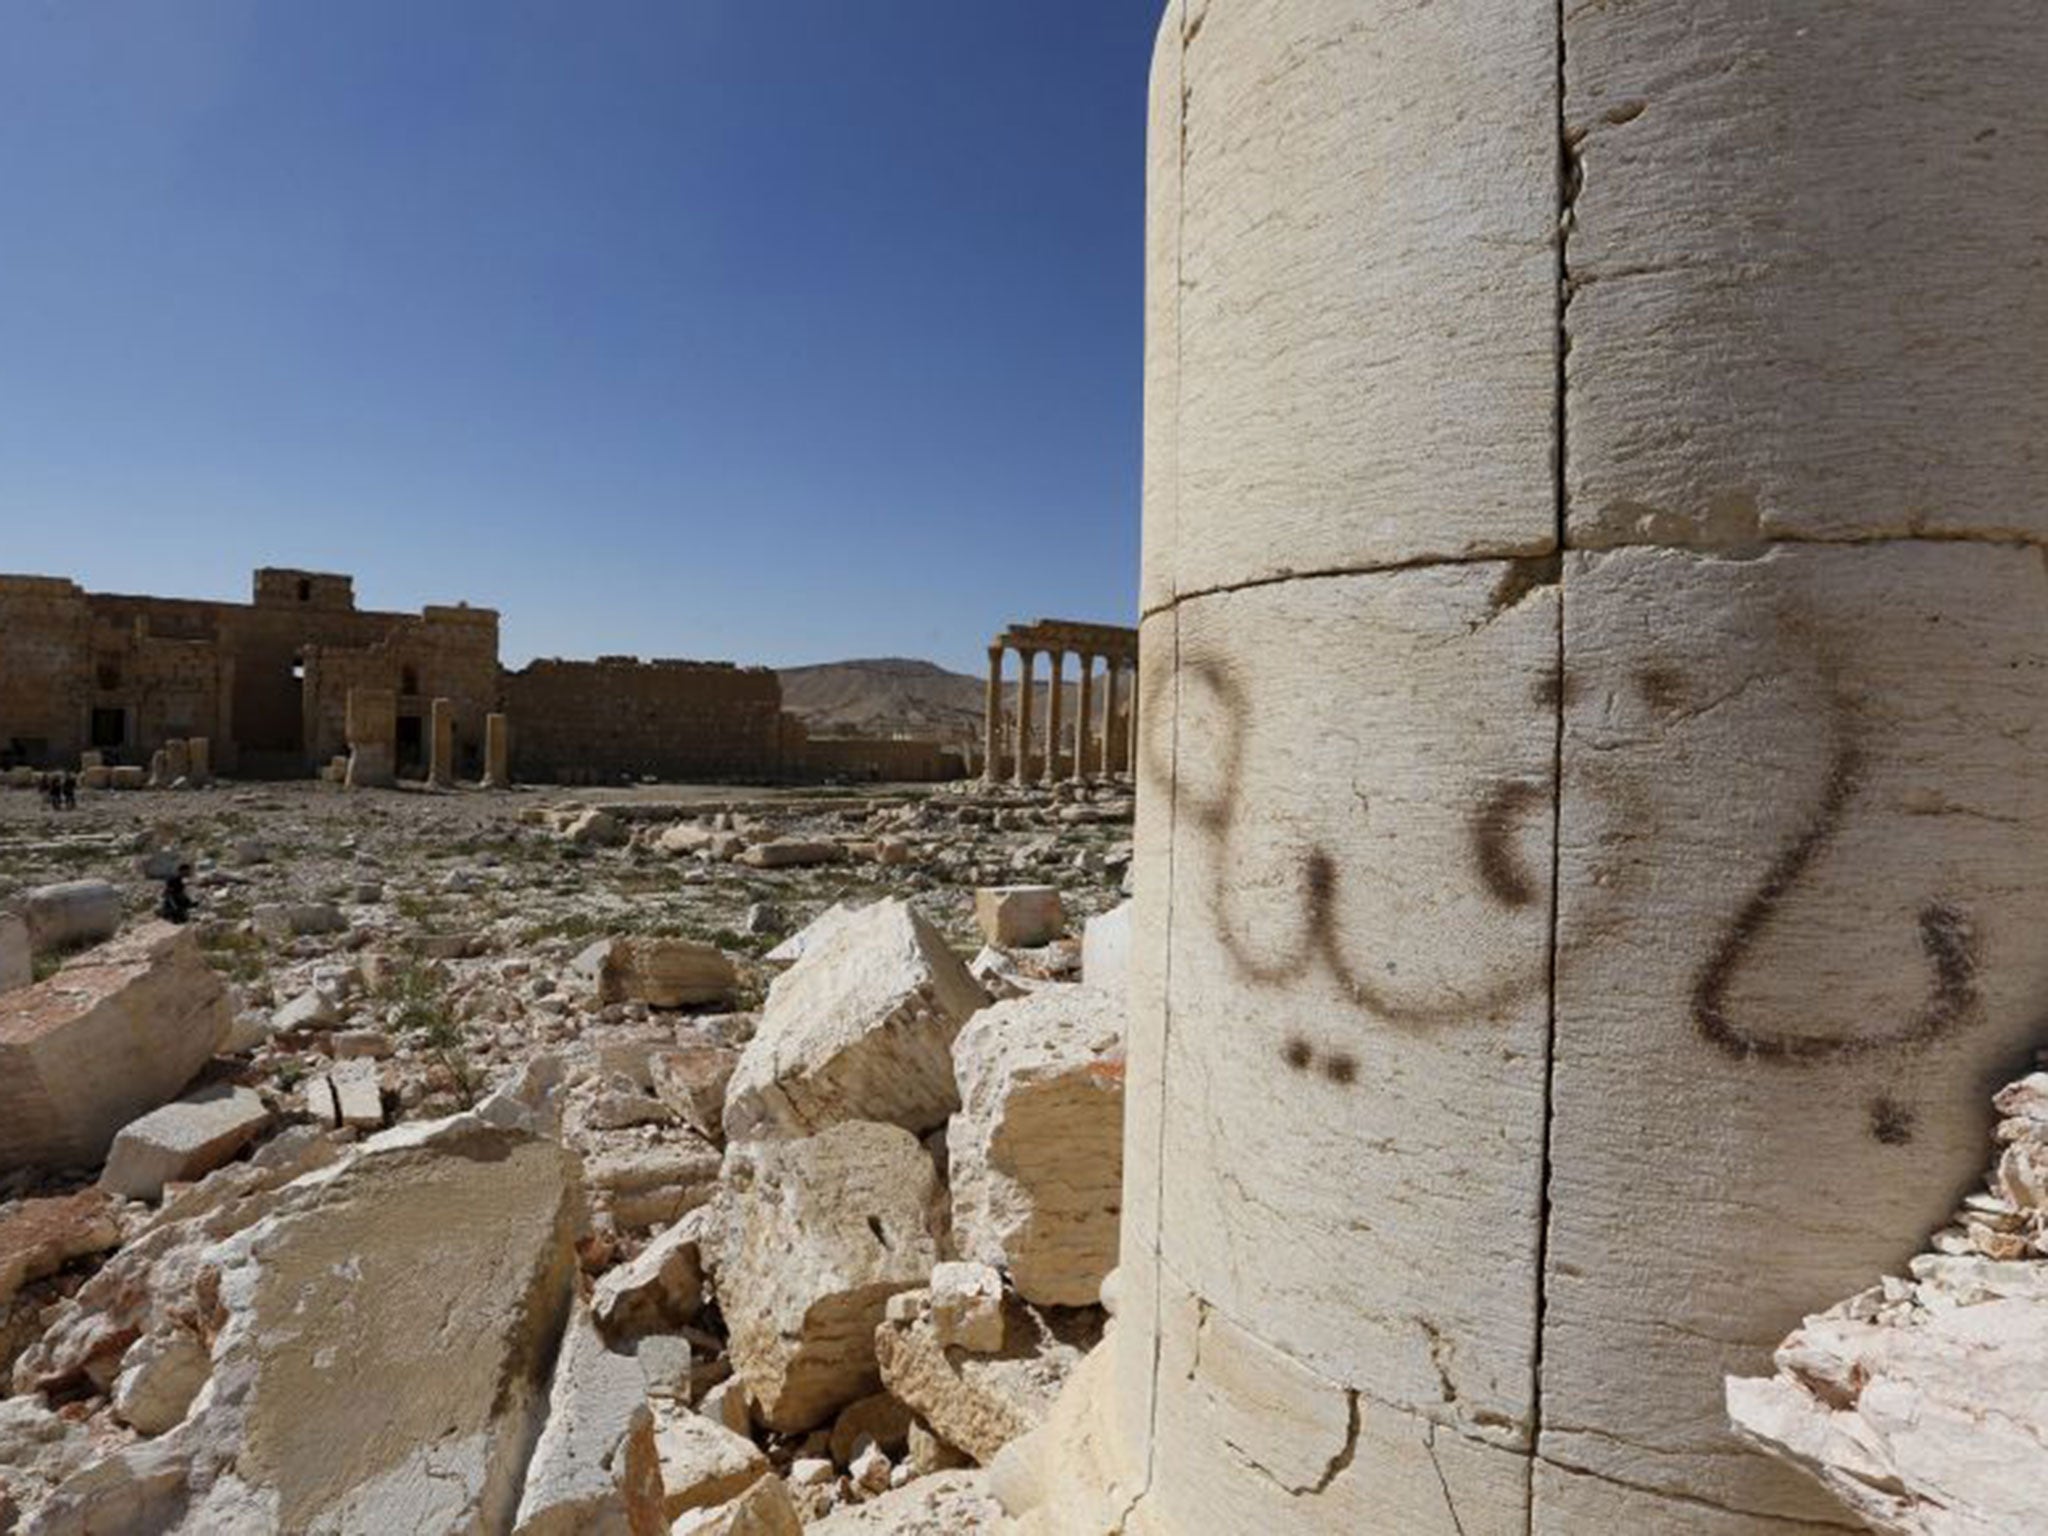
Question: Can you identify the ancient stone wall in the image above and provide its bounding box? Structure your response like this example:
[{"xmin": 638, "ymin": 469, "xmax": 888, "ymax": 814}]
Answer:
[
  {"xmin": 1060, "ymin": 5, "xmax": 2048, "ymax": 1536},
  {"xmin": 0, "ymin": 578, "xmax": 92, "ymax": 767},
  {"xmin": 502, "ymin": 658, "xmax": 788, "ymax": 784},
  {"xmin": 304, "ymin": 606, "xmax": 500, "ymax": 780},
  {"xmin": 800, "ymin": 737, "xmax": 966, "ymax": 784}
]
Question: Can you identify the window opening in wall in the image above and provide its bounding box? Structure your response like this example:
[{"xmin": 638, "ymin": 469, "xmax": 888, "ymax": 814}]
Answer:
[
  {"xmin": 401, "ymin": 666, "xmax": 419, "ymax": 696},
  {"xmin": 90, "ymin": 709, "xmax": 126, "ymax": 749}
]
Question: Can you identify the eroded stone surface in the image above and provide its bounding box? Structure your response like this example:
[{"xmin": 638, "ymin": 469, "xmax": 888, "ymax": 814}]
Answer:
[
  {"xmin": 99, "ymin": 1084, "xmax": 272, "ymax": 1202},
  {"xmin": 513, "ymin": 1306, "xmax": 665, "ymax": 1536}
]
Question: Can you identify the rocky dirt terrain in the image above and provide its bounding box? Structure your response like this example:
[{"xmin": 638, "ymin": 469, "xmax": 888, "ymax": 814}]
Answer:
[{"xmin": 0, "ymin": 774, "xmax": 1134, "ymax": 1534}]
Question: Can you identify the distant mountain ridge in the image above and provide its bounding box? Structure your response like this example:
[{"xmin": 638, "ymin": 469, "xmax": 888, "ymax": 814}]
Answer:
[{"xmin": 777, "ymin": 656, "xmax": 1090, "ymax": 746}]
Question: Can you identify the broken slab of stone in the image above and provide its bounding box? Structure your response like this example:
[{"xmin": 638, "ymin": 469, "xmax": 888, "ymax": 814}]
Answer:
[
  {"xmin": 651, "ymin": 1045, "xmax": 740, "ymax": 1141},
  {"xmin": 302, "ymin": 1059, "xmax": 384, "ymax": 1131},
  {"xmin": 762, "ymin": 902, "xmax": 857, "ymax": 965},
  {"xmin": 1728, "ymin": 1059, "xmax": 2048, "ymax": 1534},
  {"xmin": 973, "ymin": 887, "xmax": 1064, "ymax": 949},
  {"xmin": 0, "ymin": 913, "xmax": 29, "ymax": 993},
  {"xmin": 874, "ymin": 1287, "xmax": 1102, "ymax": 1466},
  {"xmin": 21, "ymin": 880, "xmax": 122, "ymax": 954},
  {"xmin": 668, "ymin": 1475, "xmax": 803, "ymax": 1536},
  {"xmin": 592, "ymin": 1218, "xmax": 704, "ymax": 1342},
  {"xmin": 723, "ymin": 900, "xmax": 988, "ymax": 1141},
  {"xmin": 1079, "ymin": 900, "xmax": 1131, "ymax": 998},
  {"xmin": 804, "ymin": 1470, "xmax": 1003, "ymax": 1534},
  {"xmin": 512, "ymin": 1304, "xmax": 666, "ymax": 1536},
  {"xmin": 928, "ymin": 1262, "xmax": 1006, "ymax": 1354},
  {"xmin": 26, "ymin": 1111, "xmax": 582, "ymax": 1535},
  {"xmin": 712, "ymin": 1120, "xmax": 946, "ymax": 1433},
  {"xmin": 110, "ymin": 1328, "xmax": 211, "ymax": 1436},
  {"xmin": 99, "ymin": 1084, "xmax": 272, "ymax": 1201},
  {"xmin": 654, "ymin": 1403, "xmax": 770, "ymax": 1520},
  {"xmin": 0, "ymin": 921, "xmax": 230, "ymax": 1172},
  {"xmin": 0, "ymin": 1192, "xmax": 121, "ymax": 1309},
  {"xmin": 735, "ymin": 839, "xmax": 841, "ymax": 870},
  {"xmin": 585, "ymin": 1140, "xmax": 723, "ymax": 1230},
  {"xmin": 947, "ymin": 986, "xmax": 1124, "ymax": 1307},
  {"xmin": 250, "ymin": 902, "xmax": 346, "ymax": 940},
  {"xmin": 561, "ymin": 808, "xmax": 627, "ymax": 847},
  {"xmin": 590, "ymin": 937, "xmax": 737, "ymax": 1010},
  {"xmin": 0, "ymin": 1394, "xmax": 99, "ymax": 1531}
]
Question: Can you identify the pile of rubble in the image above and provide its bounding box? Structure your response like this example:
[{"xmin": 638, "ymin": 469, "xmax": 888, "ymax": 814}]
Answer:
[
  {"xmin": 1728, "ymin": 1062, "xmax": 2048, "ymax": 1534},
  {"xmin": 0, "ymin": 799, "xmax": 1133, "ymax": 1534}
]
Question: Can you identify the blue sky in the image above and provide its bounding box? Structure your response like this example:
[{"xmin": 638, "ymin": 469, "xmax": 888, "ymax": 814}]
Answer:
[{"xmin": 0, "ymin": 1, "xmax": 1158, "ymax": 672}]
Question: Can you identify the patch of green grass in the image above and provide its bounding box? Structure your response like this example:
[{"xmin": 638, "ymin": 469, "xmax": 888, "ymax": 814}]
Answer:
[
  {"xmin": 516, "ymin": 911, "xmax": 607, "ymax": 946},
  {"xmin": 198, "ymin": 925, "xmax": 267, "ymax": 986},
  {"xmin": 376, "ymin": 960, "xmax": 460, "ymax": 1047}
]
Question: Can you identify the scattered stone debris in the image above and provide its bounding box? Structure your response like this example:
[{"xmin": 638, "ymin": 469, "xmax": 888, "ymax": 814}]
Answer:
[
  {"xmin": 1728, "ymin": 1060, "xmax": 2048, "ymax": 1534},
  {"xmin": 0, "ymin": 774, "xmax": 1131, "ymax": 1533}
]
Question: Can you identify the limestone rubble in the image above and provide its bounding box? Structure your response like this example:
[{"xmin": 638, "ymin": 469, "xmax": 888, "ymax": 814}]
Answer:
[{"xmin": 1728, "ymin": 1062, "xmax": 2048, "ymax": 1535}]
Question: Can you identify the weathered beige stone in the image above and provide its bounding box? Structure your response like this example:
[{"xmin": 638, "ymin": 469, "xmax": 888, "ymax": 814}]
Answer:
[
  {"xmin": 0, "ymin": 922, "xmax": 231, "ymax": 1172},
  {"xmin": 99, "ymin": 1084, "xmax": 272, "ymax": 1201},
  {"xmin": 667, "ymin": 1475, "xmax": 802, "ymax": 1536},
  {"xmin": 0, "ymin": 913, "xmax": 29, "ymax": 993},
  {"xmin": 592, "ymin": 1219, "xmax": 703, "ymax": 1342},
  {"xmin": 713, "ymin": 1121, "xmax": 946, "ymax": 1433},
  {"xmin": 592, "ymin": 937, "xmax": 737, "ymax": 1010},
  {"xmin": 972, "ymin": 886, "xmax": 1064, "ymax": 949},
  {"xmin": 650, "ymin": 1045, "xmax": 739, "ymax": 1141},
  {"xmin": 428, "ymin": 696, "xmax": 456, "ymax": 788},
  {"xmin": 804, "ymin": 1470, "xmax": 1001, "ymax": 1535},
  {"xmin": 513, "ymin": 1306, "xmax": 666, "ymax": 1536},
  {"xmin": 762, "ymin": 902, "xmax": 857, "ymax": 965},
  {"xmin": 723, "ymin": 900, "xmax": 988, "ymax": 1142},
  {"xmin": 21, "ymin": 880, "xmax": 122, "ymax": 954},
  {"xmin": 873, "ymin": 1288, "xmax": 1101, "ymax": 1467},
  {"xmin": 0, "ymin": 1191, "xmax": 121, "ymax": 1309},
  {"xmin": 735, "ymin": 838, "xmax": 841, "ymax": 870},
  {"xmin": 928, "ymin": 1262, "xmax": 1005, "ymax": 1355},
  {"xmin": 344, "ymin": 686, "xmax": 397, "ymax": 790},
  {"xmin": 484, "ymin": 711, "xmax": 510, "ymax": 789},
  {"xmin": 562, "ymin": 808, "xmax": 627, "ymax": 847},
  {"xmin": 1079, "ymin": 901, "xmax": 1130, "ymax": 999},
  {"xmin": 111, "ymin": 1329, "xmax": 211, "ymax": 1436},
  {"xmin": 653, "ymin": 1404, "xmax": 769, "ymax": 1520},
  {"xmin": 948, "ymin": 987, "xmax": 1122, "ymax": 1309},
  {"xmin": 828, "ymin": 1391, "xmax": 913, "ymax": 1468},
  {"xmin": 185, "ymin": 737, "xmax": 210, "ymax": 785}
]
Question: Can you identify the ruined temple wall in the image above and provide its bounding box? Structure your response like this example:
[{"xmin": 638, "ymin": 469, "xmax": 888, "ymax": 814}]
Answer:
[
  {"xmin": 798, "ymin": 736, "xmax": 964, "ymax": 784},
  {"xmin": 1042, "ymin": 5, "xmax": 2048, "ymax": 1536},
  {"xmin": 502, "ymin": 659, "xmax": 786, "ymax": 784},
  {"xmin": 0, "ymin": 578, "xmax": 91, "ymax": 765},
  {"xmin": 305, "ymin": 608, "xmax": 501, "ymax": 776}
]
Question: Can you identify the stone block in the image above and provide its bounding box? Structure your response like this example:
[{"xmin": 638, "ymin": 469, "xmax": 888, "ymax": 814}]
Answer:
[
  {"xmin": 428, "ymin": 697, "xmax": 456, "ymax": 788},
  {"xmin": 713, "ymin": 1120, "xmax": 946, "ymax": 1432},
  {"xmin": 111, "ymin": 1329, "xmax": 211, "ymax": 1436},
  {"xmin": 99, "ymin": 1083, "xmax": 272, "ymax": 1201},
  {"xmin": 736, "ymin": 839, "xmax": 841, "ymax": 869},
  {"xmin": 948, "ymin": 987, "xmax": 1124, "ymax": 1308},
  {"xmin": 668, "ymin": 1476, "xmax": 802, "ymax": 1536},
  {"xmin": 344, "ymin": 686, "xmax": 397, "ymax": 790},
  {"xmin": 763, "ymin": 902, "xmax": 857, "ymax": 965},
  {"xmin": 484, "ymin": 712, "xmax": 510, "ymax": 789},
  {"xmin": 0, "ymin": 1191, "xmax": 121, "ymax": 1308},
  {"xmin": 1079, "ymin": 901, "xmax": 1131, "ymax": 998},
  {"xmin": 929, "ymin": 1262, "xmax": 1006, "ymax": 1355},
  {"xmin": 0, "ymin": 922, "xmax": 230, "ymax": 1171},
  {"xmin": 0, "ymin": 912, "xmax": 29, "ymax": 993},
  {"xmin": 724, "ymin": 900, "xmax": 989, "ymax": 1141},
  {"xmin": 974, "ymin": 886, "xmax": 1065, "ymax": 949},
  {"xmin": 592, "ymin": 937, "xmax": 737, "ymax": 1010},
  {"xmin": 512, "ymin": 1305, "xmax": 666, "ymax": 1536},
  {"xmin": 592, "ymin": 1219, "xmax": 703, "ymax": 1342},
  {"xmin": 109, "ymin": 765, "xmax": 146, "ymax": 790},
  {"xmin": 21, "ymin": 879, "xmax": 122, "ymax": 953},
  {"xmin": 804, "ymin": 1470, "xmax": 1001, "ymax": 1534},
  {"xmin": 650, "ymin": 1045, "xmax": 740, "ymax": 1141},
  {"xmin": 654, "ymin": 1404, "xmax": 769, "ymax": 1520}
]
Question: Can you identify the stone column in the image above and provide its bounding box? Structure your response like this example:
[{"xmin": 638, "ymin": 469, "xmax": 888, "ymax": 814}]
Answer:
[
  {"xmin": 344, "ymin": 687, "xmax": 396, "ymax": 790},
  {"xmin": 1044, "ymin": 650, "xmax": 1066, "ymax": 784},
  {"xmin": 1013, "ymin": 648, "xmax": 1037, "ymax": 788},
  {"xmin": 1123, "ymin": 659, "xmax": 1139, "ymax": 779},
  {"xmin": 1099, "ymin": 661, "xmax": 1121, "ymax": 780},
  {"xmin": 483, "ymin": 713, "xmax": 510, "ymax": 790},
  {"xmin": 984, "ymin": 645, "xmax": 1006, "ymax": 786},
  {"xmin": 1000, "ymin": 5, "xmax": 2048, "ymax": 1535},
  {"xmin": 1075, "ymin": 654, "xmax": 1095, "ymax": 781},
  {"xmin": 427, "ymin": 698, "xmax": 456, "ymax": 788},
  {"xmin": 187, "ymin": 738, "xmax": 210, "ymax": 786},
  {"xmin": 162, "ymin": 739, "xmax": 190, "ymax": 784}
]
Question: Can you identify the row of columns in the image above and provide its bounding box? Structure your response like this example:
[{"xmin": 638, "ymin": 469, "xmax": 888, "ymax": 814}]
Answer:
[{"xmin": 983, "ymin": 644, "xmax": 1137, "ymax": 787}]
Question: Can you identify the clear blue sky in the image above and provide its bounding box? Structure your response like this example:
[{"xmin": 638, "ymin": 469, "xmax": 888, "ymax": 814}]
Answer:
[{"xmin": 0, "ymin": 2, "xmax": 1157, "ymax": 674}]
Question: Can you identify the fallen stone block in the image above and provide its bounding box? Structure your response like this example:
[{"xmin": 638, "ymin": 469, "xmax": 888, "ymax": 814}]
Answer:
[
  {"xmin": 562, "ymin": 808, "xmax": 627, "ymax": 847},
  {"xmin": 269, "ymin": 986, "xmax": 339, "ymax": 1033},
  {"xmin": 592, "ymin": 937, "xmax": 737, "ymax": 1010},
  {"xmin": 250, "ymin": 902, "xmax": 346, "ymax": 940},
  {"xmin": 805, "ymin": 1469, "xmax": 1003, "ymax": 1534},
  {"xmin": 655, "ymin": 1404, "xmax": 770, "ymax": 1520},
  {"xmin": 828, "ymin": 1391, "xmax": 914, "ymax": 1468},
  {"xmin": 929, "ymin": 1262, "xmax": 1006, "ymax": 1355},
  {"xmin": 1079, "ymin": 900, "xmax": 1131, "ymax": 997},
  {"xmin": 668, "ymin": 1475, "xmax": 803, "ymax": 1536},
  {"xmin": 874, "ymin": 1288, "xmax": 1102, "ymax": 1466},
  {"xmin": 100, "ymin": 1084, "xmax": 272, "ymax": 1201},
  {"xmin": 109, "ymin": 765, "xmax": 146, "ymax": 790},
  {"xmin": 305, "ymin": 1060, "xmax": 384, "ymax": 1131},
  {"xmin": 592, "ymin": 1219, "xmax": 704, "ymax": 1342},
  {"xmin": 0, "ymin": 922, "xmax": 230, "ymax": 1172},
  {"xmin": 763, "ymin": 902, "xmax": 857, "ymax": 965},
  {"xmin": 947, "ymin": 986, "xmax": 1124, "ymax": 1307},
  {"xmin": 0, "ymin": 913, "xmax": 29, "ymax": 993},
  {"xmin": 0, "ymin": 1191, "xmax": 121, "ymax": 1309},
  {"xmin": 713, "ymin": 1121, "xmax": 946, "ymax": 1432},
  {"xmin": 585, "ymin": 1141, "xmax": 723, "ymax": 1230},
  {"xmin": 21, "ymin": 880, "xmax": 122, "ymax": 953},
  {"xmin": 0, "ymin": 1394, "xmax": 99, "ymax": 1531},
  {"xmin": 111, "ymin": 1328, "xmax": 211, "ymax": 1436},
  {"xmin": 651, "ymin": 1045, "xmax": 740, "ymax": 1141},
  {"xmin": 723, "ymin": 900, "xmax": 988, "ymax": 1141},
  {"xmin": 27, "ymin": 1112, "xmax": 583, "ymax": 1535},
  {"xmin": 512, "ymin": 1305, "xmax": 666, "ymax": 1536},
  {"xmin": 972, "ymin": 886, "xmax": 1065, "ymax": 949},
  {"xmin": 657, "ymin": 823, "xmax": 715, "ymax": 856},
  {"xmin": 735, "ymin": 838, "xmax": 841, "ymax": 870}
]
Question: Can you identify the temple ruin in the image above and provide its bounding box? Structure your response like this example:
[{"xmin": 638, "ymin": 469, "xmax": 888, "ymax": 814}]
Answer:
[
  {"xmin": 983, "ymin": 621, "xmax": 1139, "ymax": 786},
  {"xmin": 0, "ymin": 567, "xmax": 968, "ymax": 786}
]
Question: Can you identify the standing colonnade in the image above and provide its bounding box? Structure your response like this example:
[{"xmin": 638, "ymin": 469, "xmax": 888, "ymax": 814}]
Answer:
[{"xmin": 983, "ymin": 620, "xmax": 1139, "ymax": 787}]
